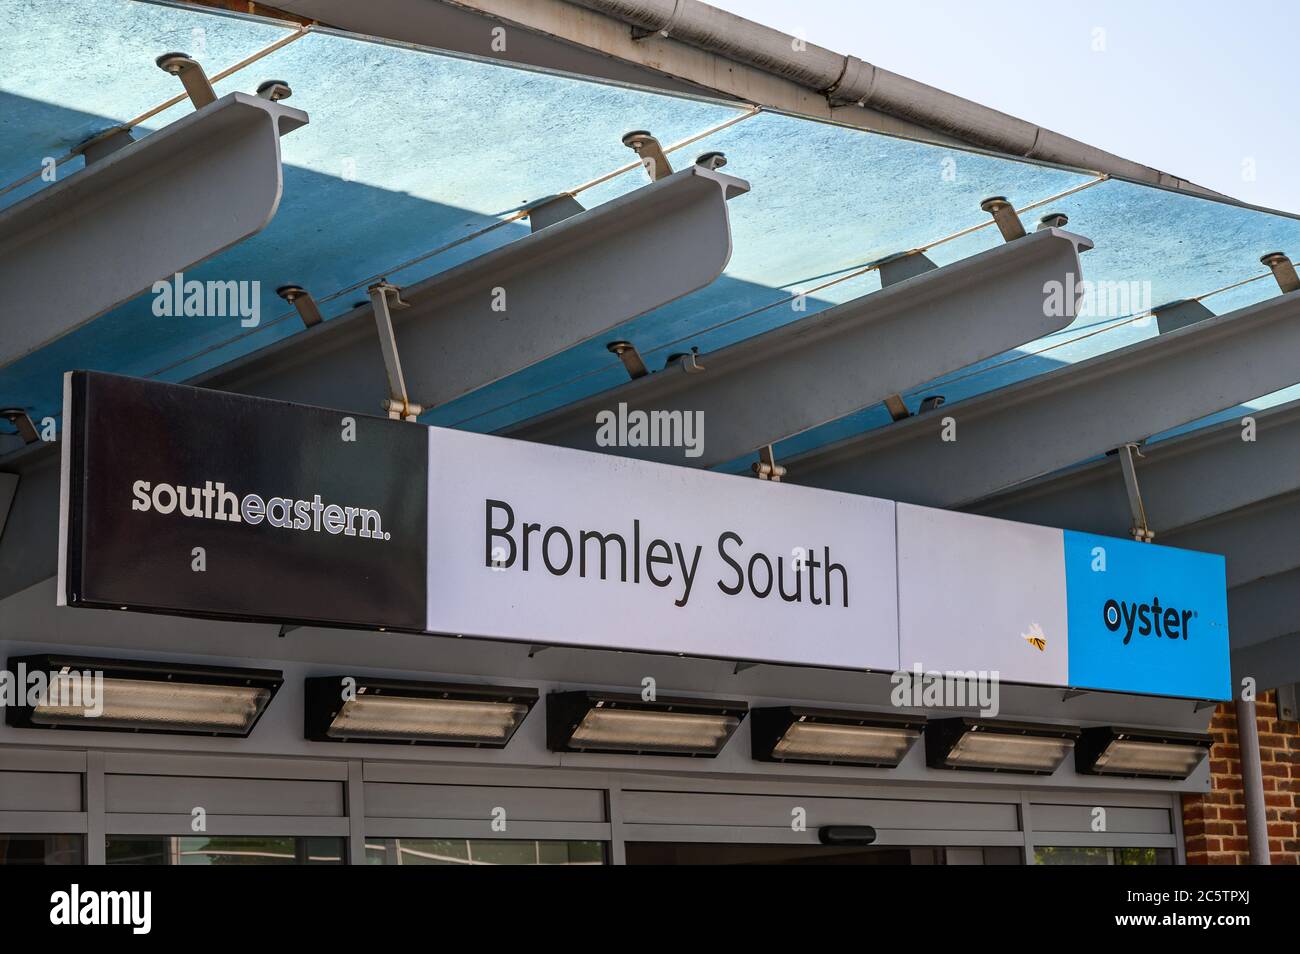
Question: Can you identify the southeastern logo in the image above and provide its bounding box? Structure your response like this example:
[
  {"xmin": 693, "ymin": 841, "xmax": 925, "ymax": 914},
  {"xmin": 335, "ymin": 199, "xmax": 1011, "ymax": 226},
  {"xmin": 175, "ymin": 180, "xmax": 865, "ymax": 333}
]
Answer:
[
  {"xmin": 130, "ymin": 479, "xmax": 392, "ymax": 541},
  {"xmin": 1102, "ymin": 596, "xmax": 1196, "ymax": 645}
]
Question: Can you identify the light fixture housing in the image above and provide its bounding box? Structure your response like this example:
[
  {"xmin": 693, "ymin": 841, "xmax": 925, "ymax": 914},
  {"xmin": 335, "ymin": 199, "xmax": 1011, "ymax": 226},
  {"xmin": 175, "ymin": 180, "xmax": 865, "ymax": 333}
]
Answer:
[
  {"xmin": 5, "ymin": 654, "xmax": 281, "ymax": 738},
  {"xmin": 926, "ymin": 717, "xmax": 1080, "ymax": 775},
  {"xmin": 304, "ymin": 676, "xmax": 537, "ymax": 747},
  {"xmin": 750, "ymin": 706, "xmax": 926, "ymax": 767},
  {"xmin": 1076, "ymin": 726, "xmax": 1212, "ymax": 780},
  {"xmin": 547, "ymin": 691, "xmax": 747, "ymax": 757}
]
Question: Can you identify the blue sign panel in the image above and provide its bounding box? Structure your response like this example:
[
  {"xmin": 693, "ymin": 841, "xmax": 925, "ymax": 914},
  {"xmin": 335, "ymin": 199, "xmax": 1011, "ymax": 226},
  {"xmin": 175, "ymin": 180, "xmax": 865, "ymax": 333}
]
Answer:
[{"xmin": 1063, "ymin": 531, "xmax": 1231, "ymax": 700}]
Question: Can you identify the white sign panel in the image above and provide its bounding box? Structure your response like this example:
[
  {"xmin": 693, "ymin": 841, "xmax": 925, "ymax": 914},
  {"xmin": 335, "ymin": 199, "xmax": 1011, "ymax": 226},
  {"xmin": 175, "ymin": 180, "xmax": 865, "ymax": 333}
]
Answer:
[
  {"xmin": 896, "ymin": 504, "xmax": 1069, "ymax": 687},
  {"xmin": 427, "ymin": 428, "xmax": 899, "ymax": 669}
]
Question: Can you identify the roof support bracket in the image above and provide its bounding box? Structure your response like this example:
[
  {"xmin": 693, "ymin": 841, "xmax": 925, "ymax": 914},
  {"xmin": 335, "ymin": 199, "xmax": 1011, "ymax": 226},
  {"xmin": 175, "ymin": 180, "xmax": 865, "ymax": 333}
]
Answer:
[
  {"xmin": 156, "ymin": 52, "xmax": 218, "ymax": 110},
  {"xmin": 622, "ymin": 129, "xmax": 673, "ymax": 181},
  {"xmin": 980, "ymin": 195, "xmax": 1026, "ymax": 242},
  {"xmin": 1261, "ymin": 251, "xmax": 1300, "ymax": 294},
  {"xmin": 368, "ymin": 281, "xmax": 423, "ymax": 421},
  {"xmin": 71, "ymin": 127, "xmax": 136, "ymax": 166},
  {"xmin": 1152, "ymin": 297, "xmax": 1215, "ymax": 334},
  {"xmin": 752, "ymin": 444, "xmax": 786, "ymax": 481},
  {"xmin": 0, "ymin": 410, "xmax": 39, "ymax": 445},
  {"xmin": 276, "ymin": 285, "xmax": 324, "ymax": 328},
  {"xmin": 527, "ymin": 193, "xmax": 586, "ymax": 232},
  {"xmin": 1117, "ymin": 442, "xmax": 1154, "ymax": 542},
  {"xmin": 607, "ymin": 340, "xmax": 649, "ymax": 379}
]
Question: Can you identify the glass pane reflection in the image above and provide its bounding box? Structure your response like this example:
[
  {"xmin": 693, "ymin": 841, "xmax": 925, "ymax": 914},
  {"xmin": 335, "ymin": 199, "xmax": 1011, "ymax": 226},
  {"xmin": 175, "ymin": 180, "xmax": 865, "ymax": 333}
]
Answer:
[
  {"xmin": 365, "ymin": 838, "xmax": 604, "ymax": 865},
  {"xmin": 106, "ymin": 835, "xmax": 345, "ymax": 865}
]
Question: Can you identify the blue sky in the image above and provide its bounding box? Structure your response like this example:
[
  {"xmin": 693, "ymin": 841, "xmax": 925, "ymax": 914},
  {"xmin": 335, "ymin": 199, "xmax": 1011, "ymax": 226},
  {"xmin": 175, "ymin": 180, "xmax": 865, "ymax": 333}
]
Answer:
[{"xmin": 714, "ymin": 0, "xmax": 1298, "ymax": 214}]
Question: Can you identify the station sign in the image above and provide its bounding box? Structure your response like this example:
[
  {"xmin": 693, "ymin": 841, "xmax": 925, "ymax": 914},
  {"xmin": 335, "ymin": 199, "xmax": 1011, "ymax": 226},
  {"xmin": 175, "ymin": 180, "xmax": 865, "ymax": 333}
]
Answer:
[{"xmin": 59, "ymin": 372, "xmax": 1231, "ymax": 699}]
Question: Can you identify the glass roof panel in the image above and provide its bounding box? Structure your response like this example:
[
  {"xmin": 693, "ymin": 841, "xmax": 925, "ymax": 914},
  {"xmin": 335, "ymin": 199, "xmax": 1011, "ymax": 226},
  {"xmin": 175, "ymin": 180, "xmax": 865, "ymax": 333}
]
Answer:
[
  {"xmin": 0, "ymin": 0, "xmax": 294, "ymax": 208},
  {"xmin": 3, "ymin": 0, "xmax": 1300, "ymax": 479}
]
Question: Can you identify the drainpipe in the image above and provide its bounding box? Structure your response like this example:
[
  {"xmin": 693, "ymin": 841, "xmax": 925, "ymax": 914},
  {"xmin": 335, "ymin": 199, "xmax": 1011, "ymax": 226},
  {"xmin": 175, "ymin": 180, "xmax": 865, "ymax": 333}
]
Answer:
[
  {"xmin": 1235, "ymin": 697, "xmax": 1272, "ymax": 864},
  {"xmin": 569, "ymin": 0, "xmax": 1221, "ymax": 197}
]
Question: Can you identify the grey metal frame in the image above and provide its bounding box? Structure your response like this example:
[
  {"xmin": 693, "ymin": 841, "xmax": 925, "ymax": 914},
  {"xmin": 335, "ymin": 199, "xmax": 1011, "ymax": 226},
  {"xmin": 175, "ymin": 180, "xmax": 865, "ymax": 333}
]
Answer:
[
  {"xmin": 505, "ymin": 227, "xmax": 1093, "ymax": 467},
  {"xmin": 197, "ymin": 164, "xmax": 749, "ymax": 413},
  {"xmin": 785, "ymin": 290, "xmax": 1300, "ymax": 507},
  {"xmin": 0, "ymin": 744, "xmax": 1184, "ymax": 865},
  {"xmin": 972, "ymin": 397, "xmax": 1300, "ymax": 541},
  {"xmin": 0, "ymin": 92, "xmax": 308, "ymax": 370}
]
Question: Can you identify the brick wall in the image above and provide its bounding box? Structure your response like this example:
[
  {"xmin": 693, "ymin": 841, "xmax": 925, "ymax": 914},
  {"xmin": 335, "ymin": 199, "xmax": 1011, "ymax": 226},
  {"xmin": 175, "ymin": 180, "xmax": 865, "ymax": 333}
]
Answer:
[{"xmin": 1182, "ymin": 691, "xmax": 1300, "ymax": 864}]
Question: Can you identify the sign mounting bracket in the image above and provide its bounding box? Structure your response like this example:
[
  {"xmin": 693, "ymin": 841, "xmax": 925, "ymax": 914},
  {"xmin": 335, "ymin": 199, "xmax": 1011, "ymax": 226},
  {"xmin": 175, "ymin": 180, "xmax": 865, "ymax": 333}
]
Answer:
[
  {"xmin": 1117, "ymin": 442, "xmax": 1154, "ymax": 542},
  {"xmin": 368, "ymin": 280, "xmax": 424, "ymax": 421}
]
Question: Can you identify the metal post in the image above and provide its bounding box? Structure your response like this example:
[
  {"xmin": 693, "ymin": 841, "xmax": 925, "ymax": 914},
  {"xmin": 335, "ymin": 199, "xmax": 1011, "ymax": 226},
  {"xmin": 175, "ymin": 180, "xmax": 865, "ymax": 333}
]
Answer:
[{"xmin": 1235, "ymin": 696, "xmax": 1272, "ymax": 864}]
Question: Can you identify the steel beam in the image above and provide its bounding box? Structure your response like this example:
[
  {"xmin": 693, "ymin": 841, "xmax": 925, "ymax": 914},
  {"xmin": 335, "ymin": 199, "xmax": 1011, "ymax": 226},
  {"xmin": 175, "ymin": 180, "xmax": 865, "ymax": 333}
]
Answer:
[
  {"xmin": 199, "ymin": 164, "xmax": 748, "ymax": 412},
  {"xmin": 1228, "ymin": 569, "xmax": 1300, "ymax": 652},
  {"xmin": 786, "ymin": 290, "xmax": 1300, "ymax": 507},
  {"xmin": 503, "ymin": 227, "xmax": 1093, "ymax": 467},
  {"xmin": 1162, "ymin": 491, "xmax": 1300, "ymax": 588},
  {"xmin": 0, "ymin": 92, "xmax": 308, "ymax": 370},
  {"xmin": 971, "ymin": 398, "xmax": 1300, "ymax": 538},
  {"xmin": 1227, "ymin": 569, "xmax": 1300, "ymax": 689}
]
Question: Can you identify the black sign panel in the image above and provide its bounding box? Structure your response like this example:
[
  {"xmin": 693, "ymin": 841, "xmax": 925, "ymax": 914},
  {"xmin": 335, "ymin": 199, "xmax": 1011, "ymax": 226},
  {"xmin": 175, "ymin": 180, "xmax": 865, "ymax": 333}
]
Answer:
[{"xmin": 61, "ymin": 372, "xmax": 427, "ymax": 630}]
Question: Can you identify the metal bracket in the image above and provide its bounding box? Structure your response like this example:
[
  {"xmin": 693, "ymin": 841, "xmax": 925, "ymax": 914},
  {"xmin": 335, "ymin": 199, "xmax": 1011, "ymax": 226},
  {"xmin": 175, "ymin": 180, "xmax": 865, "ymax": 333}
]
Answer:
[
  {"xmin": 607, "ymin": 340, "xmax": 649, "ymax": 379},
  {"xmin": 256, "ymin": 79, "xmax": 293, "ymax": 103},
  {"xmin": 752, "ymin": 444, "xmax": 787, "ymax": 482},
  {"xmin": 528, "ymin": 644, "xmax": 550, "ymax": 658},
  {"xmin": 883, "ymin": 394, "xmax": 910, "ymax": 421},
  {"xmin": 156, "ymin": 52, "xmax": 217, "ymax": 110},
  {"xmin": 1061, "ymin": 688, "xmax": 1088, "ymax": 701},
  {"xmin": 1152, "ymin": 297, "xmax": 1215, "ymax": 335},
  {"xmin": 277, "ymin": 285, "xmax": 323, "ymax": 328},
  {"xmin": 71, "ymin": 127, "xmax": 136, "ymax": 167},
  {"xmin": 1277, "ymin": 683, "xmax": 1299, "ymax": 721},
  {"xmin": 622, "ymin": 129, "xmax": 673, "ymax": 181},
  {"xmin": 277, "ymin": 624, "xmax": 299, "ymax": 638},
  {"xmin": 733, "ymin": 661, "xmax": 760, "ymax": 674},
  {"xmin": 1261, "ymin": 251, "xmax": 1300, "ymax": 294},
  {"xmin": 877, "ymin": 250, "xmax": 938, "ymax": 288},
  {"xmin": 1193, "ymin": 699, "xmax": 1218, "ymax": 713},
  {"xmin": 980, "ymin": 195, "xmax": 1026, "ymax": 242},
  {"xmin": 0, "ymin": 409, "xmax": 39, "ymax": 444},
  {"xmin": 676, "ymin": 347, "xmax": 706, "ymax": 374},
  {"xmin": 1036, "ymin": 211, "xmax": 1070, "ymax": 231},
  {"xmin": 368, "ymin": 281, "xmax": 423, "ymax": 421},
  {"xmin": 919, "ymin": 395, "xmax": 945, "ymax": 413},
  {"xmin": 527, "ymin": 193, "xmax": 586, "ymax": 232},
  {"xmin": 1117, "ymin": 442, "xmax": 1155, "ymax": 542}
]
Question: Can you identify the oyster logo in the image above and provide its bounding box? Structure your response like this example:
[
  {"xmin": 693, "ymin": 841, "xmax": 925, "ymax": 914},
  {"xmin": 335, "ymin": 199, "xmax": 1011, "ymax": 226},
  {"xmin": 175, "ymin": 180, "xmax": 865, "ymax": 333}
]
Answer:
[
  {"xmin": 130, "ymin": 479, "xmax": 391, "ymax": 541},
  {"xmin": 1021, "ymin": 622, "xmax": 1047, "ymax": 652},
  {"xmin": 1103, "ymin": 596, "xmax": 1196, "ymax": 645}
]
